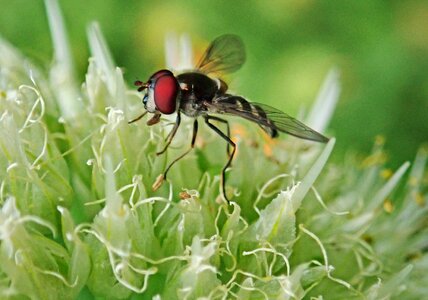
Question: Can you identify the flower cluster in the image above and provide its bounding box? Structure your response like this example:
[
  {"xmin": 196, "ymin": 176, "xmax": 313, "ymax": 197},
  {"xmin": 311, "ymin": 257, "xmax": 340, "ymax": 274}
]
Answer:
[{"xmin": 0, "ymin": 1, "xmax": 426, "ymax": 299}]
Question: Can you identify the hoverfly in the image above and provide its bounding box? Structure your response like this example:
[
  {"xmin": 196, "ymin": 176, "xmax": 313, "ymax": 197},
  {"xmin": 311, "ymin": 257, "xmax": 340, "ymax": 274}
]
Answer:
[{"xmin": 130, "ymin": 34, "xmax": 329, "ymax": 203}]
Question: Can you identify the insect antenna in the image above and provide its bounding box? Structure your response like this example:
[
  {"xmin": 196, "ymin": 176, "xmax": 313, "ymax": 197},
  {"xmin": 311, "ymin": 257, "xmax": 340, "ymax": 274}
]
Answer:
[{"xmin": 134, "ymin": 79, "xmax": 149, "ymax": 92}]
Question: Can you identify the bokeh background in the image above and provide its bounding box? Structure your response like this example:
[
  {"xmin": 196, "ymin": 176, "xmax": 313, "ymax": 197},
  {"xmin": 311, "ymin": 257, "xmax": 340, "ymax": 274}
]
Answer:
[{"xmin": 1, "ymin": 0, "xmax": 427, "ymax": 167}]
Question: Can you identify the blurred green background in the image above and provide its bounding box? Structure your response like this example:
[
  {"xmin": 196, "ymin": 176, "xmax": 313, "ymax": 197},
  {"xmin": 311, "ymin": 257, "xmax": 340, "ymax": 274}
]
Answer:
[{"xmin": 1, "ymin": 0, "xmax": 427, "ymax": 166}]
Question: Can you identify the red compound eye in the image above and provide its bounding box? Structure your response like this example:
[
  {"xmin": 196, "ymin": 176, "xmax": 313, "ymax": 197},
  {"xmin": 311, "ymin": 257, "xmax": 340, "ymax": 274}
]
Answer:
[{"xmin": 153, "ymin": 71, "xmax": 179, "ymax": 114}]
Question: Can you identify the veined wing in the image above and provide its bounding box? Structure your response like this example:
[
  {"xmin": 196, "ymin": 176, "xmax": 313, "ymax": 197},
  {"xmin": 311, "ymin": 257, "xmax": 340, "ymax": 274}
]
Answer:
[
  {"xmin": 196, "ymin": 34, "xmax": 246, "ymax": 75},
  {"xmin": 207, "ymin": 94, "xmax": 329, "ymax": 143}
]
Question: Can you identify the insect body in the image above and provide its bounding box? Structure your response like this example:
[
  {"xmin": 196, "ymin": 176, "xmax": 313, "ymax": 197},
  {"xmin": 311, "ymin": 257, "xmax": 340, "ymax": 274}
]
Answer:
[{"xmin": 130, "ymin": 34, "xmax": 329, "ymax": 203}]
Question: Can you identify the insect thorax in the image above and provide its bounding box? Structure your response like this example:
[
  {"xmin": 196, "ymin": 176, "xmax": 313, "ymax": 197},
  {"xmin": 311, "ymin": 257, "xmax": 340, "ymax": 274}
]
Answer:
[{"xmin": 177, "ymin": 72, "xmax": 218, "ymax": 118}]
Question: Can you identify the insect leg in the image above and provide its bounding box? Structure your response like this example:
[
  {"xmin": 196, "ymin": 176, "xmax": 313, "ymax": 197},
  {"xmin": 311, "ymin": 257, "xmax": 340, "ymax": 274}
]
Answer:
[
  {"xmin": 128, "ymin": 111, "xmax": 148, "ymax": 124},
  {"xmin": 157, "ymin": 112, "xmax": 181, "ymax": 155},
  {"xmin": 205, "ymin": 115, "xmax": 231, "ymax": 157},
  {"xmin": 163, "ymin": 119, "xmax": 198, "ymax": 179},
  {"xmin": 205, "ymin": 116, "xmax": 236, "ymax": 204}
]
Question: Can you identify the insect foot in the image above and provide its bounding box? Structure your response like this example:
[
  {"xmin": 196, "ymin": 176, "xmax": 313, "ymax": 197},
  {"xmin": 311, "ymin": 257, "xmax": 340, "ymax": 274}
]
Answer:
[{"xmin": 152, "ymin": 174, "xmax": 164, "ymax": 191}]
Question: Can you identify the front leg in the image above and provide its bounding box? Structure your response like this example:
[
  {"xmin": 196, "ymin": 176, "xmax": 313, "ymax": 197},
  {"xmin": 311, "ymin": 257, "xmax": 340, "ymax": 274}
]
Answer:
[
  {"xmin": 163, "ymin": 119, "xmax": 198, "ymax": 179},
  {"xmin": 128, "ymin": 111, "xmax": 148, "ymax": 124},
  {"xmin": 157, "ymin": 112, "xmax": 181, "ymax": 156},
  {"xmin": 153, "ymin": 119, "xmax": 199, "ymax": 191}
]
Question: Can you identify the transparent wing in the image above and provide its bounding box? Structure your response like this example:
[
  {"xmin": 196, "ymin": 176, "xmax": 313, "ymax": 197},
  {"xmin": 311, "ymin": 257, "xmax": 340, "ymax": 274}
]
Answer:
[
  {"xmin": 208, "ymin": 95, "xmax": 329, "ymax": 143},
  {"xmin": 196, "ymin": 34, "xmax": 246, "ymax": 75}
]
